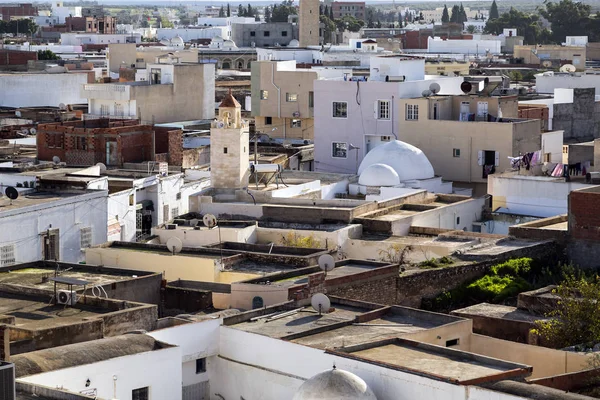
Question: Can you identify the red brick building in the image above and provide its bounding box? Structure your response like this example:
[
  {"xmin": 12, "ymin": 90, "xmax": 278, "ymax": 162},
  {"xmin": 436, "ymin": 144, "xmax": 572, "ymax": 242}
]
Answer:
[
  {"xmin": 37, "ymin": 119, "xmax": 156, "ymax": 167},
  {"xmin": 0, "ymin": 49, "xmax": 37, "ymax": 70},
  {"xmin": 331, "ymin": 1, "xmax": 365, "ymax": 21},
  {"xmin": 0, "ymin": 3, "xmax": 37, "ymax": 21}
]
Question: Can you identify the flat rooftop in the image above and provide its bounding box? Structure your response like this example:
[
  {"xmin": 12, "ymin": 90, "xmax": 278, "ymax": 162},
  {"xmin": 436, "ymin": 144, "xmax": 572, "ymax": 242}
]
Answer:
[
  {"xmin": 0, "ymin": 293, "xmax": 114, "ymax": 330},
  {"xmin": 0, "ymin": 190, "xmax": 100, "ymax": 212},
  {"xmin": 339, "ymin": 339, "xmax": 531, "ymax": 384},
  {"xmin": 269, "ymin": 261, "xmax": 390, "ymax": 287},
  {"xmin": 451, "ymin": 303, "xmax": 548, "ymax": 324}
]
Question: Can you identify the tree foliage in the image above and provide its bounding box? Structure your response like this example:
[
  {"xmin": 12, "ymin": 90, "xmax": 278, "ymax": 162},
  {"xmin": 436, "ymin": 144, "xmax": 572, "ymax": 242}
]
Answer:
[
  {"xmin": 441, "ymin": 5, "xmax": 450, "ymax": 23},
  {"xmin": 0, "ymin": 19, "xmax": 37, "ymax": 35},
  {"xmin": 335, "ymin": 15, "xmax": 364, "ymax": 32},
  {"xmin": 227, "ymin": 3, "xmax": 231, "ymax": 17},
  {"xmin": 270, "ymin": 0, "xmax": 297, "ymax": 22},
  {"xmin": 485, "ymin": 7, "xmax": 547, "ymax": 45},
  {"xmin": 489, "ymin": 0, "xmax": 499, "ymax": 20},
  {"xmin": 264, "ymin": 6, "xmax": 271, "ymax": 22},
  {"xmin": 280, "ymin": 232, "xmax": 322, "ymax": 249},
  {"xmin": 320, "ymin": 15, "xmax": 335, "ymax": 43},
  {"xmin": 540, "ymin": 0, "xmax": 593, "ymax": 43},
  {"xmin": 219, "ymin": 5, "xmax": 225, "ymax": 17},
  {"xmin": 534, "ymin": 276, "xmax": 600, "ymax": 349},
  {"xmin": 37, "ymin": 50, "xmax": 60, "ymax": 60}
]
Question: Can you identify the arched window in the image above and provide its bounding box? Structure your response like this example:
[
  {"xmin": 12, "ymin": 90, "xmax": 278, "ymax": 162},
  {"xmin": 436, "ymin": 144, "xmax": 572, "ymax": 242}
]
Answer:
[{"xmin": 252, "ymin": 296, "xmax": 264, "ymax": 309}]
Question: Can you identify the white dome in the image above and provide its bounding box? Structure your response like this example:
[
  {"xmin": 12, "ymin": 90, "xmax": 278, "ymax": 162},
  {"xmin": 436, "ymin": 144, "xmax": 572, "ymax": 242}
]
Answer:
[
  {"xmin": 223, "ymin": 39, "xmax": 238, "ymax": 49},
  {"xmin": 358, "ymin": 163, "xmax": 400, "ymax": 186},
  {"xmin": 288, "ymin": 39, "xmax": 300, "ymax": 47},
  {"xmin": 293, "ymin": 368, "xmax": 377, "ymax": 400},
  {"xmin": 358, "ymin": 140, "xmax": 434, "ymax": 181},
  {"xmin": 212, "ymin": 35, "xmax": 223, "ymax": 42},
  {"xmin": 171, "ymin": 35, "xmax": 184, "ymax": 46}
]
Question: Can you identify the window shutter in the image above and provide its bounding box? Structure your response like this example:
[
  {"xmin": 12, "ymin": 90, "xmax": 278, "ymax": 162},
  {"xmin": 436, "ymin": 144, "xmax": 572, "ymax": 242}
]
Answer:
[
  {"xmin": 477, "ymin": 151, "xmax": 484, "ymax": 166},
  {"xmin": 374, "ymin": 101, "xmax": 378, "ymax": 119},
  {"xmin": 495, "ymin": 151, "xmax": 500, "ymax": 166}
]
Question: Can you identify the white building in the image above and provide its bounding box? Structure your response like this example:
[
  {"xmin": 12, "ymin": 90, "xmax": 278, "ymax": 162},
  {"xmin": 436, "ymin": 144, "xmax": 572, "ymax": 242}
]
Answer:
[
  {"xmin": 313, "ymin": 61, "xmax": 463, "ymax": 173},
  {"xmin": 565, "ymin": 36, "xmax": 588, "ymax": 46},
  {"xmin": 427, "ymin": 36, "xmax": 502, "ymax": 55},
  {"xmin": 369, "ymin": 55, "xmax": 425, "ymax": 82},
  {"xmin": 157, "ymin": 26, "xmax": 229, "ymax": 41},
  {"xmin": 0, "ymin": 164, "xmax": 108, "ymax": 264},
  {"xmin": 51, "ymin": 1, "xmax": 82, "ymax": 23},
  {"xmin": 0, "ymin": 72, "xmax": 89, "ymax": 108},
  {"xmin": 464, "ymin": 19, "xmax": 487, "ymax": 33},
  {"xmin": 61, "ymin": 32, "xmax": 142, "ymax": 46},
  {"xmin": 535, "ymin": 72, "xmax": 600, "ymax": 94}
]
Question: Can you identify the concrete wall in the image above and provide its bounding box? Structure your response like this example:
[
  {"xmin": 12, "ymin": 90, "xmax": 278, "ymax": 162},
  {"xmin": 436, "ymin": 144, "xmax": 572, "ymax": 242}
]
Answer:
[
  {"xmin": 0, "ymin": 73, "xmax": 90, "ymax": 108},
  {"xmin": 232, "ymin": 22, "xmax": 296, "ymax": 47},
  {"xmin": 107, "ymin": 43, "xmax": 137, "ymax": 73},
  {"xmin": 553, "ymin": 88, "xmax": 600, "ymax": 141},
  {"xmin": 153, "ymin": 224, "xmax": 258, "ymax": 247},
  {"xmin": 515, "ymin": 46, "xmax": 586, "ymax": 70},
  {"xmin": 536, "ymin": 73, "xmax": 600, "ymax": 94},
  {"xmin": 489, "ymin": 174, "xmax": 593, "ymax": 217},
  {"xmin": 18, "ymin": 345, "xmax": 182, "ymax": 400},
  {"xmin": 256, "ymin": 224, "xmax": 362, "ymax": 250}
]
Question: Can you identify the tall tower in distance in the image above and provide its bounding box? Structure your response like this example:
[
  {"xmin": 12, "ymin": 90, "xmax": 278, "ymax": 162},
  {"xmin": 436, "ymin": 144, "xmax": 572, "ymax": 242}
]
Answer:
[
  {"xmin": 210, "ymin": 90, "xmax": 249, "ymax": 189},
  {"xmin": 299, "ymin": 0, "xmax": 320, "ymax": 47}
]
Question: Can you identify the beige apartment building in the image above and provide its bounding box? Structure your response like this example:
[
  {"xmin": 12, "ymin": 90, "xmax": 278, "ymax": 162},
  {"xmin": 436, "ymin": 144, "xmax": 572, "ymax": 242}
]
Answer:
[
  {"xmin": 424, "ymin": 59, "xmax": 470, "ymax": 76},
  {"xmin": 514, "ymin": 45, "xmax": 586, "ymax": 70},
  {"xmin": 251, "ymin": 60, "xmax": 318, "ymax": 141},
  {"xmin": 107, "ymin": 43, "xmax": 199, "ymax": 74},
  {"xmin": 397, "ymin": 94, "xmax": 542, "ymax": 183}
]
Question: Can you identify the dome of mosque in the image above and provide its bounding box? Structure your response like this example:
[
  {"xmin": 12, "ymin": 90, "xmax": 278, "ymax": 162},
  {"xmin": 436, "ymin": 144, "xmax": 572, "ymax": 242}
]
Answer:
[
  {"xmin": 293, "ymin": 368, "xmax": 378, "ymax": 400},
  {"xmin": 358, "ymin": 163, "xmax": 400, "ymax": 186},
  {"xmin": 358, "ymin": 140, "xmax": 434, "ymax": 182}
]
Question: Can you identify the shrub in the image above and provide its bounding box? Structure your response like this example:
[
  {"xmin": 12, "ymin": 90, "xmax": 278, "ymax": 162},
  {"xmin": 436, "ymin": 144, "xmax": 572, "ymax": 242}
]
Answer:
[
  {"xmin": 491, "ymin": 258, "xmax": 532, "ymax": 277},
  {"xmin": 280, "ymin": 232, "xmax": 322, "ymax": 248}
]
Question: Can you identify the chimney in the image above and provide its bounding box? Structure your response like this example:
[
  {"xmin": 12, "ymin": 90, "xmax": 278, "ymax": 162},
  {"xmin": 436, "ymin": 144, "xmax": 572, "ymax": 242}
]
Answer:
[{"xmin": 0, "ymin": 325, "xmax": 10, "ymax": 362}]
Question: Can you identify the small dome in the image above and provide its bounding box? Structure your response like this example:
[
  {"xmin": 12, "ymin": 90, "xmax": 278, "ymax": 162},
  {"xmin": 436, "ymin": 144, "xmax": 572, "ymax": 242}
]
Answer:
[
  {"xmin": 223, "ymin": 39, "xmax": 238, "ymax": 49},
  {"xmin": 212, "ymin": 35, "xmax": 223, "ymax": 42},
  {"xmin": 358, "ymin": 140, "xmax": 434, "ymax": 181},
  {"xmin": 358, "ymin": 163, "xmax": 400, "ymax": 186},
  {"xmin": 293, "ymin": 368, "xmax": 377, "ymax": 400},
  {"xmin": 171, "ymin": 35, "xmax": 184, "ymax": 46},
  {"xmin": 288, "ymin": 39, "xmax": 300, "ymax": 47}
]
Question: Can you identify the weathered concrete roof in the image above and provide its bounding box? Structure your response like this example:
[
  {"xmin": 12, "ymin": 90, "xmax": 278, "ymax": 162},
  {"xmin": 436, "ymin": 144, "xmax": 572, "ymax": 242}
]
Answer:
[{"xmin": 13, "ymin": 334, "xmax": 170, "ymax": 377}]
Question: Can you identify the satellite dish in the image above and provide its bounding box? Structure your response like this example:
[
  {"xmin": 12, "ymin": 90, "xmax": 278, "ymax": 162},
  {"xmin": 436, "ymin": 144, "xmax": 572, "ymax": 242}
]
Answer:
[
  {"xmin": 166, "ymin": 237, "xmax": 183, "ymax": 255},
  {"xmin": 95, "ymin": 162, "xmax": 107, "ymax": 173},
  {"xmin": 421, "ymin": 89, "xmax": 432, "ymax": 97},
  {"xmin": 460, "ymin": 81, "xmax": 473, "ymax": 94},
  {"xmin": 5, "ymin": 187, "xmax": 18, "ymax": 202},
  {"xmin": 29, "ymin": 127, "xmax": 36, "ymax": 135},
  {"xmin": 311, "ymin": 293, "xmax": 331, "ymax": 316},
  {"xmin": 560, "ymin": 64, "xmax": 576, "ymax": 73},
  {"xmin": 203, "ymin": 213, "xmax": 217, "ymax": 228},
  {"xmin": 58, "ymin": 103, "xmax": 66, "ymax": 110},
  {"xmin": 318, "ymin": 254, "xmax": 335, "ymax": 272},
  {"xmin": 429, "ymin": 82, "xmax": 441, "ymax": 94},
  {"xmin": 52, "ymin": 156, "xmax": 61, "ymax": 164},
  {"xmin": 15, "ymin": 111, "xmax": 21, "ymax": 118}
]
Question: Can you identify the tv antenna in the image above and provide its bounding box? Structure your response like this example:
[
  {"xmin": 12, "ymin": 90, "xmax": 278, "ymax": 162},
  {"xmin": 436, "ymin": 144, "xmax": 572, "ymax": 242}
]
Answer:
[
  {"xmin": 429, "ymin": 82, "xmax": 441, "ymax": 95},
  {"xmin": 166, "ymin": 237, "xmax": 183, "ymax": 255},
  {"xmin": 5, "ymin": 187, "xmax": 19, "ymax": 205},
  {"xmin": 318, "ymin": 254, "xmax": 335, "ymax": 277},
  {"xmin": 311, "ymin": 293, "xmax": 331, "ymax": 316}
]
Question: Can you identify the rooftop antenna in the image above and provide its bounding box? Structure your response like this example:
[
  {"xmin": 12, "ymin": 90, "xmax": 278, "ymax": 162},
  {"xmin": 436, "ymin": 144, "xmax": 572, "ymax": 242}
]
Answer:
[
  {"xmin": 311, "ymin": 293, "xmax": 331, "ymax": 316},
  {"xmin": 318, "ymin": 254, "xmax": 335, "ymax": 277},
  {"xmin": 166, "ymin": 237, "xmax": 183, "ymax": 256},
  {"xmin": 5, "ymin": 187, "xmax": 19, "ymax": 205}
]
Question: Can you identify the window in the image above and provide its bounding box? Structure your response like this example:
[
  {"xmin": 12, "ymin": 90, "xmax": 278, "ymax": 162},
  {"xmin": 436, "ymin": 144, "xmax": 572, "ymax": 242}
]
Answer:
[
  {"xmin": 263, "ymin": 31, "xmax": 270, "ymax": 37},
  {"xmin": 446, "ymin": 338, "xmax": 460, "ymax": 347},
  {"xmin": 80, "ymin": 227, "xmax": 92, "ymax": 249},
  {"xmin": 132, "ymin": 387, "xmax": 149, "ymax": 400},
  {"xmin": 43, "ymin": 230, "xmax": 59, "ymax": 261},
  {"xmin": 223, "ymin": 147, "xmax": 228, "ymax": 154},
  {"xmin": 0, "ymin": 244, "xmax": 15, "ymax": 267},
  {"xmin": 100, "ymin": 104, "xmax": 109, "ymax": 116},
  {"xmin": 477, "ymin": 101, "xmax": 488, "ymax": 118},
  {"xmin": 250, "ymin": 31, "xmax": 255, "ymax": 36},
  {"xmin": 332, "ymin": 102, "xmax": 347, "ymax": 118},
  {"xmin": 114, "ymin": 103, "xmax": 123, "ymax": 116},
  {"xmin": 405, "ymin": 104, "xmax": 419, "ymax": 120},
  {"xmin": 163, "ymin": 204, "xmax": 170, "ymax": 222},
  {"xmin": 265, "ymin": 116, "xmax": 272, "ymax": 125},
  {"xmin": 544, "ymin": 152, "xmax": 551, "ymax": 162},
  {"xmin": 286, "ymin": 93, "xmax": 298, "ymax": 102},
  {"xmin": 196, "ymin": 358, "xmax": 207, "ymax": 374},
  {"xmin": 377, "ymin": 100, "xmax": 390, "ymax": 120},
  {"xmin": 129, "ymin": 194, "xmax": 135, "ymax": 206},
  {"xmin": 332, "ymin": 142, "xmax": 348, "ymax": 158},
  {"xmin": 172, "ymin": 207, "xmax": 179, "ymax": 219},
  {"xmin": 260, "ymin": 90, "xmax": 269, "ymax": 100},
  {"xmin": 150, "ymin": 68, "xmax": 161, "ymax": 84},
  {"xmin": 291, "ymin": 119, "xmax": 302, "ymax": 128},
  {"xmin": 453, "ymin": 148, "xmax": 461, "ymax": 158},
  {"xmin": 308, "ymin": 91, "xmax": 314, "ymax": 108},
  {"xmin": 76, "ymin": 137, "xmax": 87, "ymax": 151},
  {"xmin": 176, "ymin": 192, "xmax": 181, "ymax": 200}
]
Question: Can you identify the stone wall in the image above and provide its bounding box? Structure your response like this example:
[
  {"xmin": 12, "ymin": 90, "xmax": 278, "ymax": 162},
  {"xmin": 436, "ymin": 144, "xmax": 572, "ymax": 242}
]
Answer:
[{"xmin": 553, "ymin": 88, "xmax": 600, "ymax": 141}]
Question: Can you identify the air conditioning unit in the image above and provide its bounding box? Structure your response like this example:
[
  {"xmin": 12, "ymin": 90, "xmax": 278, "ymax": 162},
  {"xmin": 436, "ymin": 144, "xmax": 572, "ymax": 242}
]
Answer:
[
  {"xmin": 0, "ymin": 362, "xmax": 15, "ymax": 400},
  {"xmin": 57, "ymin": 290, "xmax": 78, "ymax": 306},
  {"xmin": 292, "ymin": 111, "xmax": 300, "ymax": 117}
]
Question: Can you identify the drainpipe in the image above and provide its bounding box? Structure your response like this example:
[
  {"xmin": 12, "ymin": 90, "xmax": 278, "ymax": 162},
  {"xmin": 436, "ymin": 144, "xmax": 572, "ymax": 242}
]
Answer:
[
  {"xmin": 391, "ymin": 95, "xmax": 397, "ymax": 139},
  {"xmin": 270, "ymin": 63, "xmax": 282, "ymax": 139}
]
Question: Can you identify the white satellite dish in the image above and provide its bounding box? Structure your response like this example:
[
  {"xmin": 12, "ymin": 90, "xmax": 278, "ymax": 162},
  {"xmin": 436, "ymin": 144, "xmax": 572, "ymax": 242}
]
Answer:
[
  {"xmin": 318, "ymin": 254, "xmax": 335, "ymax": 272},
  {"xmin": 311, "ymin": 293, "xmax": 331, "ymax": 316},
  {"xmin": 15, "ymin": 111, "xmax": 21, "ymax": 118},
  {"xmin": 203, "ymin": 213, "xmax": 217, "ymax": 228},
  {"xmin": 29, "ymin": 127, "xmax": 36, "ymax": 135},
  {"xmin": 166, "ymin": 237, "xmax": 183, "ymax": 255},
  {"xmin": 58, "ymin": 103, "xmax": 67, "ymax": 110},
  {"xmin": 52, "ymin": 156, "xmax": 61, "ymax": 164},
  {"xmin": 421, "ymin": 89, "xmax": 432, "ymax": 97},
  {"xmin": 429, "ymin": 82, "xmax": 441, "ymax": 94},
  {"xmin": 560, "ymin": 64, "xmax": 576, "ymax": 73},
  {"xmin": 20, "ymin": 128, "xmax": 29, "ymax": 136},
  {"xmin": 95, "ymin": 162, "xmax": 107, "ymax": 173}
]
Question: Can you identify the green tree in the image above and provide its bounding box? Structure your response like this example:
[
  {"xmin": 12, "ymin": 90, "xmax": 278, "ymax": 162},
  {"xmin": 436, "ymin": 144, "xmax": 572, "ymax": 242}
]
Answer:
[
  {"xmin": 450, "ymin": 5, "xmax": 460, "ymax": 23},
  {"xmin": 467, "ymin": 24, "xmax": 476, "ymax": 33},
  {"xmin": 485, "ymin": 7, "xmax": 544, "ymax": 45},
  {"xmin": 227, "ymin": 4, "xmax": 231, "ymax": 17},
  {"xmin": 329, "ymin": 6, "xmax": 334, "ymax": 20},
  {"xmin": 459, "ymin": 3, "xmax": 468, "ymax": 23},
  {"xmin": 335, "ymin": 15, "xmax": 364, "ymax": 32},
  {"xmin": 489, "ymin": 0, "xmax": 499, "ymax": 20},
  {"xmin": 219, "ymin": 5, "xmax": 225, "ymax": 17},
  {"xmin": 264, "ymin": 6, "xmax": 271, "ymax": 22},
  {"xmin": 320, "ymin": 15, "xmax": 336, "ymax": 44},
  {"xmin": 441, "ymin": 4, "xmax": 450, "ymax": 23},
  {"xmin": 238, "ymin": 4, "xmax": 244, "ymax": 17},
  {"xmin": 540, "ymin": 0, "xmax": 592, "ymax": 43},
  {"xmin": 534, "ymin": 276, "xmax": 600, "ymax": 349},
  {"xmin": 247, "ymin": 3, "xmax": 254, "ymax": 18},
  {"xmin": 37, "ymin": 50, "xmax": 60, "ymax": 60},
  {"xmin": 271, "ymin": 0, "xmax": 297, "ymax": 23}
]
